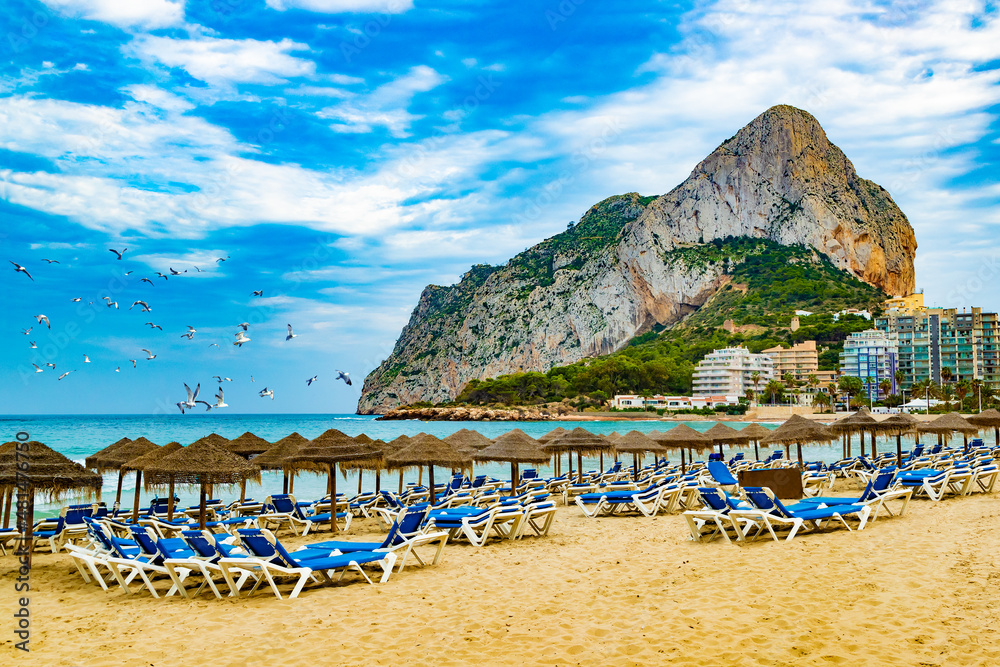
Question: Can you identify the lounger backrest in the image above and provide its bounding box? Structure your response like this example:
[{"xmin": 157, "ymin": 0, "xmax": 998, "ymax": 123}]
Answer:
[
  {"xmin": 181, "ymin": 530, "xmax": 218, "ymax": 558},
  {"xmin": 743, "ymin": 487, "xmax": 778, "ymax": 513},
  {"xmin": 871, "ymin": 471, "xmax": 895, "ymax": 493},
  {"xmin": 128, "ymin": 525, "xmax": 160, "ymax": 557},
  {"xmin": 237, "ymin": 529, "xmax": 280, "ymax": 561},
  {"xmin": 697, "ymin": 487, "xmax": 728, "ymax": 511},
  {"xmin": 707, "ymin": 461, "xmax": 738, "ymax": 485},
  {"xmin": 856, "ymin": 479, "xmax": 877, "ymax": 502}
]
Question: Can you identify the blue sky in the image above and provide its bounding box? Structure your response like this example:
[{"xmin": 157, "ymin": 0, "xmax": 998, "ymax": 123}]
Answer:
[{"xmin": 1, "ymin": 0, "xmax": 998, "ymax": 415}]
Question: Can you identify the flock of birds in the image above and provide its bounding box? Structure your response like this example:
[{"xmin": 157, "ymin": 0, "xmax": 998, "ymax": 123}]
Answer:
[{"xmin": 10, "ymin": 249, "xmax": 353, "ymax": 413}]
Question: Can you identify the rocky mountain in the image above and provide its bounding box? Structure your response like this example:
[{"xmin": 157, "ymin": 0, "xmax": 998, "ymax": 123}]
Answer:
[{"xmin": 358, "ymin": 105, "xmax": 917, "ymax": 414}]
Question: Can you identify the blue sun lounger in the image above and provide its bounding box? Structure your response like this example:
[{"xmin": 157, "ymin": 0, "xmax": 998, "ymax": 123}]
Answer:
[{"xmin": 743, "ymin": 487, "xmax": 871, "ymax": 541}]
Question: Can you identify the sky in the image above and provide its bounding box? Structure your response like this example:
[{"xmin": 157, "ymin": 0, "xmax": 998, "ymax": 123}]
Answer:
[{"xmin": 0, "ymin": 0, "xmax": 998, "ymax": 415}]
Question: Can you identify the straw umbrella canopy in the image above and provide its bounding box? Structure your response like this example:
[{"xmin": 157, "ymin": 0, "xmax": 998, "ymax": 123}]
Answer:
[
  {"xmin": 144, "ymin": 439, "xmax": 260, "ymax": 529},
  {"xmin": 121, "ymin": 441, "xmax": 183, "ymax": 520},
  {"xmin": 224, "ymin": 432, "xmax": 272, "ymax": 503},
  {"xmin": 85, "ymin": 437, "xmax": 160, "ymax": 509},
  {"xmin": 703, "ymin": 423, "xmax": 750, "ymax": 458},
  {"xmin": 611, "ymin": 431, "xmax": 666, "ymax": 480},
  {"xmin": 288, "ymin": 432, "xmax": 379, "ymax": 533},
  {"xmin": 1, "ymin": 441, "xmax": 103, "ymax": 560},
  {"xmin": 537, "ymin": 427, "xmax": 568, "ymax": 444},
  {"xmin": 339, "ymin": 437, "xmax": 387, "ymax": 494},
  {"xmin": 916, "ymin": 412, "xmax": 979, "ymax": 448},
  {"xmin": 966, "ymin": 408, "xmax": 1000, "ymax": 446},
  {"xmin": 829, "ymin": 407, "xmax": 886, "ymax": 459},
  {"xmin": 475, "ymin": 429, "xmax": 549, "ymax": 493},
  {"xmin": 541, "ymin": 427, "xmax": 614, "ymax": 482},
  {"xmin": 651, "ymin": 425, "xmax": 714, "ymax": 472},
  {"xmin": 879, "ymin": 414, "xmax": 918, "ymax": 464},
  {"xmin": 761, "ymin": 414, "xmax": 835, "ymax": 466},
  {"xmin": 83, "ymin": 437, "xmax": 132, "ymax": 469},
  {"xmin": 253, "ymin": 432, "xmax": 312, "ymax": 494},
  {"xmin": 385, "ymin": 433, "xmax": 471, "ymax": 503},
  {"xmin": 740, "ymin": 423, "xmax": 773, "ymax": 461},
  {"xmin": 383, "ymin": 435, "xmax": 413, "ymax": 493},
  {"xmin": 444, "ymin": 429, "xmax": 494, "ymax": 455},
  {"xmin": 197, "ymin": 433, "xmax": 230, "ymax": 447}
]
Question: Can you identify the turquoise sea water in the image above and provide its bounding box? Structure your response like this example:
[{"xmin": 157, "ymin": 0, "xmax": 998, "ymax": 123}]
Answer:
[{"xmin": 1, "ymin": 413, "xmax": 918, "ymax": 517}]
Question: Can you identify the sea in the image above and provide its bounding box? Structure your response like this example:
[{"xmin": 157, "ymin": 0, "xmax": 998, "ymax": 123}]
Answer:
[{"xmin": 1, "ymin": 413, "xmax": 919, "ymax": 519}]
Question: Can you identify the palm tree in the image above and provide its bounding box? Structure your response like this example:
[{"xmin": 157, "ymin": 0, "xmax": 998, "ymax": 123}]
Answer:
[
  {"xmin": 894, "ymin": 369, "xmax": 906, "ymax": 394},
  {"xmin": 940, "ymin": 384, "xmax": 954, "ymax": 411},
  {"xmin": 941, "ymin": 367, "xmax": 953, "ymax": 385},
  {"xmin": 955, "ymin": 380, "xmax": 970, "ymax": 412},
  {"xmin": 812, "ymin": 391, "xmax": 831, "ymax": 413},
  {"xmin": 764, "ymin": 379, "xmax": 785, "ymax": 405},
  {"xmin": 750, "ymin": 371, "xmax": 761, "ymax": 406},
  {"xmin": 878, "ymin": 378, "xmax": 892, "ymax": 402},
  {"xmin": 827, "ymin": 381, "xmax": 839, "ymax": 412}
]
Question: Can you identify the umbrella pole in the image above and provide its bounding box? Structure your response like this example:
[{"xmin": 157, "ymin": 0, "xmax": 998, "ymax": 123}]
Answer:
[
  {"xmin": 599, "ymin": 452, "xmax": 604, "ymax": 472},
  {"xmin": 398, "ymin": 470, "xmax": 403, "ymax": 494},
  {"xmin": 358, "ymin": 471, "xmax": 364, "ymax": 495},
  {"xmin": 375, "ymin": 470, "xmax": 381, "ymax": 493},
  {"xmin": 283, "ymin": 471, "xmax": 289, "ymax": 494},
  {"xmin": 20, "ymin": 484, "xmax": 35, "ymax": 567},
  {"xmin": 428, "ymin": 465, "xmax": 435, "ymax": 505},
  {"xmin": 199, "ymin": 481, "xmax": 207, "ymax": 530},
  {"xmin": 289, "ymin": 472, "xmax": 295, "ymax": 494},
  {"xmin": 114, "ymin": 469, "xmax": 124, "ymax": 509},
  {"xmin": 240, "ymin": 479, "xmax": 246, "ymax": 504},
  {"xmin": 167, "ymin": 478, "xmax": 175, "ymax": 521},
  {"xmin": 577, "ymin": 452, "xmax": 583, "ymax": 483},
  {"xmin": 995, "ymin": 427, "xmax": 998, "ymax": 447},
  {"xmin": 753, "ymin": 439, "xmax": 759, "ymax": 462},
  {"xmin": 510, "ymin": 462, "xmax": 517, "ymax": 497},
  {"xmin": 963, "ymin": 433, "xmax": 968, "ymax": 453},
  {"xmin": 796, "ymin": 442, "xmax": 803, "ymax": 468},
  {"xmin": 938, "ymin": 433, "xmax": 943, "ymax": 448},
  {"xmin": 633, "ymin": 453, "xmax": 639, "ymax": 482},
  {"xmin": 330, "ymin": 464, "xmax": 339, "ymax": 534},
  {"xmin": 419, "ymin": 467, "xmax": 424, "ymax": 487},
  {"xmin": 131, "ymin": 471, "xmax": 143, "ymax": 523},
  {"xmin": 846, "ymin": 433, "xmax": 851, "ymax": 458},
  {"xmin": 896, "ymin": 434, "xmax": 902, "ymax": 466},
  {"xmin": 681, "ymin": 448, "xmax": 686, "ymax": 474},
  {"xmin": 718, "ymin": 443, "xmax": 723, "ymax": 458},
  {"xmin": 784, "ymin": 444, "xmax": 791, "ymax": 460},
  {"xmin": 1, "ymin": 489, "xmax": 11, "ymax": 528}
]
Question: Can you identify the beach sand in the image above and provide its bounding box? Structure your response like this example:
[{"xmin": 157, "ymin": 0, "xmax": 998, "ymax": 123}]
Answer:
[{"xmin": 3, "ymin": 479, "xmax": 999, "ymax": 667}]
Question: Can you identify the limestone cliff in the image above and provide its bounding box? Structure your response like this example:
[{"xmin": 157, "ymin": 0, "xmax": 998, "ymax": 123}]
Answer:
[{"xmin": 358, "ymin": 105, "xmax": 917, "ymax": 413}]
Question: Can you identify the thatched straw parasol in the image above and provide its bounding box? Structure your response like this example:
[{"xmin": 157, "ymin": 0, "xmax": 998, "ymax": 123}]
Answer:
[
  {"xmin": 652, "ymin": 425, "xmax": 713, "ymax": 472},
  {"xmin": 198, "ymin": 433, "xmax": 230, "ymax": 447},
  {"xmin": 703, "ymin": 423, "xmax": 750, "ymax": 458},
  {"xmin": 1, "ymin": 441, "xmax": 102, "ymax": 560},
  {"xmin": 611, "ymin": 431, "xmax": 666, "ymax": 481},
  {"xmin": 537, "ymin": 427, "xmax": 568, "ymax": 444},
  {"xmin": 340, "ymin": 437, "xmax": 387, "ymax": 494},
  {"xmin": 829, "ymin": 408, "xmax": 887, "ymax": 459},
  {"xmin": 475, "ymin": 429, "xmax": 548, "ymax": 493},
  {"xmin": 288, "ymin": 432, "xmax": 379, "ymax": 533},
  {"xmin": 879, "ymin": 414, "xmax": 918, "ymax": 464},
  {"xmin": 967, "ymin": 408, "xmax": 1000, "ymax": 447},
  {"xmin": 254, "ymin": 432, "xmax": 311, "ymax": 494},
  {"xmin": 761, "ymin": 415, "xmax": 835, "ymax": 466},
  {"xmin": 83, "ymin": 437, "xmax": 132, "ymax": 470},
  {"xmin": 444, "ymin": 429, "xmax": 494, "ymax": 454},
  {"xmin": 144, "ymin": 439, "xmax": 259, "ymax": 529},
  {"xmin": 85, "ymin": 437, "xmax": 160, "ymax": 509},
  {"xmin": 224, "ymin": 432, "xmax": 272, "ymax": 502},
  {"xmin": 384, "ymin": 435, "xmax": 413, "ymax": 493},
  {"xmin": 740, "ymin": 423, "xmax": 773, "ymax": 461},
  {"xmin": 385, "ymin": 434, "xmax": 471, "ymax": 503},
  {"xmin": 122, "ymin": 441, "xmax": 183, "ymax": 520},
  {"xmin": 917, "ymin": 412, "xmax": 979, "ymax": 448},
  {"xmin": 542, "ymin": 427, "xmax": 614, "ymax": 482}
]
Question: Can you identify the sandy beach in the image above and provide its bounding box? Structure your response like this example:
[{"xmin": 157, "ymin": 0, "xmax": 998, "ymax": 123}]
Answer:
[{"xmin": 3, "ymin": 475, "xmax": 999, "ymax": 667}]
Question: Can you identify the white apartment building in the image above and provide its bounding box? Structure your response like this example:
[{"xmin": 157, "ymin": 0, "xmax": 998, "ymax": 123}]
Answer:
[
  {"xmin": 611, "ymin": 394, "xmax": 740, "ymax": 410},
  {"xmin": 692, "ymin": 346, "xmax": 774, "ymax": 397}
]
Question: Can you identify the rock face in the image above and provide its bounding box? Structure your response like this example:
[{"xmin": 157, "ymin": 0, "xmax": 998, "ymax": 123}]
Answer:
[{"xmin": 358, "ymin": 105, "xmax": 917, "ymax": 414}]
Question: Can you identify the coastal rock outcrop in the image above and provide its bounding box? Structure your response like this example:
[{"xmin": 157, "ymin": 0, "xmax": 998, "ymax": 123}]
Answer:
[{"xmin": 358, "ymin": 105, "xmax": 917, "ymax": 414}]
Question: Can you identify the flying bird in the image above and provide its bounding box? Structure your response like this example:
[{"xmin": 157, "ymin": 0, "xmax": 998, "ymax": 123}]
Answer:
[
  {"xmin": 42, "ymin": 258, "xmax": 59, "ymax": 264},
  {"xmin": 335, "ymin": 370, "xmax": 352, "ymax": 386},
  {"xmin": 71, "ymin": 297, "xmax": 81, "ymax": 302},
  {"xmin": 140, "ymin": 278, "xmax": 154, "ymax": 285},
  {"xmin": 115, "ymin": 367, "xmax": 120, "ymax": 373},
  {"xmin": 145, "ymin": 322, "xmax": 162, "ymax": 330},
  {"xmin": 212, "ymin": 376, "xmax": 232, "ymax": 383},
  {"xmin": 250, "ymin": 375, "xmax": 255, "ymax": 382},
  {"xmin": 130, "ymin": 300, "xmax": 151, "ymax": 312},
  {"xmin": 285, "ymin": 324, "xmax": 297, "ymax": 341},
  {"xmin": 307, "ymin": 375, "xmax": 318, "ymax": 386},
  {"xmin": 155, "ymin": 272, "xmax": 168, "ymax": 281},
  {"xmin": 169, "ymin": 267, "xmax": 182, "ymax": 275},
  {"xmin": 216, "ymin": 256, "xmax": 229, "ymax": 263},
  {"xmin": 21, "ymin": 327, "xmax": 32, "ymax": 335},
  {"xmin": 58, "ymin": 370, "xmax": 74, "ymax": 380},
  {"xmin": 108, "ymin": 248, "xmax": 127, "ymax": 260},
  {"xmin": 124, "ymin": 271, "xmax": 134, "ymax": 276},
  {"xmin": 83, "ymin": 355, "xmax": 90, "ymax": 363},
  {"xmin": 211, "ymin": 387, "xmax": 228, "ymax": 409},
  {"xmin": 237, "ymin": 322, "xmax": 249, "ymax": 331},
  {"xmin": 34, "ymin": 314, "xmax": 50, "ymax": 329},
  {"xmin": 141, "ymin": 349, "xmax": 156, "ymax": 360},
  {"xmin": 9, "ymin": 261, "xmax": 33, "ymax": 281},
  {"xmin": 102, "ymin": 296, "xmax": 111, "ymax": 302},
  {"xmin": 208, "ymin": 343, "xmax": 219, "ymax": 348},
  {"xmin": 251, "ymin": 290, "xmax": 263, "ymax": 297},
  {"xmin": 129, "ymin": 359, "xmax": 136, "ymax": 368},
  {"xmin": 176, "ymin": 402, "xmax": 186, "ymax": 415},
  {"xmin": 181, "ymin": 332, "xmax": 195, "ymax": 340},
  {"xmin": 259, "ymin": 387, "xmax": 274, "ymax": 400},
  {"xmin": 29, "ymin": 341, "xmax": 36, "ymax": 349},
  {"xmin": 45, "ymin": 362, "xmax": 55, "ymax": 369},
  {"xmin": 234, "ymin": 331, "xmax": 250, "ymax": 347},
  {"xmin": 182, "ymin": 383, "xmax": 200, "ymax": 409},
  {"xmin": 107, "ymin": 301, "xmax": 118, "ymax": 309},
  {"xmin": 194, "ymin": 266, "xmax": 204, "ymax": 273},
  {"xmin": 32, "ymin": 364, "xmax": 42, "ymax": 373}
]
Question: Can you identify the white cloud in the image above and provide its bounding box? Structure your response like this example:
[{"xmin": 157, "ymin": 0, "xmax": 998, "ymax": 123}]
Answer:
[
  {"xmin": 41, "ymin": 0, "xmax": 185, "ymax": 30},
  {"xmin": 130, "ymin": 35, "xmax": 315, "ymax": 85},
  {"xmin": 319, "ymin": 65, "xmax": 446, "ymax": 137},
  {"xmin": 265, "ymin": 0, "xmax": 413, "ymax": 13}
]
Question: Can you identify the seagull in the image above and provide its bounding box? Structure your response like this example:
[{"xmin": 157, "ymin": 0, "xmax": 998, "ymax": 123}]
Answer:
[
  {"xmin": 29, "ymin": 341, "xmax": 36, "ymax": 349},
  {"xmin": 21, "ymin": 327, "xmax": 32, "ymax": 335},
  {"xmin": 234, "ymin": 331, "xmax": 250, "ymax": 347},
  {"xmin": 83, "ymin": 354, "xmax": 91, "ymax": 363},
  {"xmin": 181, "ymin": 332, "xmax": 195, "ymax": 340},
  {"xmin": 335, "ymin": 370, "xmax": 352, "ymax": 386},
  {"xmin": 286, "ymin": 324, "xmax": 297, "ymax": 341},
  {"xmin": 34, "ymin": 315, "xmax": 50, "ymax": 329},
  {"xmin": 9, "ymin": 261, "xmax": 33, "ymax": 281},
  {"xmin": 155, "ymin": 272, "xmax": 168, "ymax": 281},
  {"xmin": 237, "ymin": 322, "xmax": 249, "ymax": 331},
  {"xmin": 141, "ymin": 349, "xmax": 156, "ymax": 360},
  {"xmin": 211, "ymin": 387, "xmax": 228, "ymax": 409},
  {"xmin": 115, "ymin": 367, "xmax": 120, "ymax": 373},
  {"xmin": 216, "ymin": 256, "xmax": 229, "ymax": 263},
  {"xmin": 208, "ymin": 343, "xmax": 219, "ymax": 348},
  {"xmin": 183, "ymin": 383, "xmax": 201, "ymax": 409},
  {"xmin": 212, "ymin": 376, "xmax": 232, "ymax": 382},
  {"xmin": 140, "ymin": 278, "xmax": 154, "ymax": 285},
  {"xmin": 194, "ymin": 266, "xmax": 204, "ymax": 272},
  {"xmin": 108, "ymin": 248, "xmax": 126, "ymax": 260},
  {"xmin": 102, "ymin": 296, "xmax": 111, "ymax": 302},
  {"xmin": 45, "ymin": 362, "xmax": 55, "ymax": 369},
  {"xmin": 42, "ymin": 258, "xmax": 59, "ymax": 264},
  {"xmin": 107, "ymin": 301, "xmax": 119, "ymax": 309},
  {"xmin": 124, "ymin": 271, "xmax": 134, "ymax": 275},
  {"xmin": 32, "ymin": 364, "xmax": 42, "ymax": 373},
  {"xmin": 71, "ymin": 297, "xmax": 81, "ymax": 302},
  {"xmin": 169, "ymin": 267, "xmax": 182, "ymax": 275},
  {"xmin": 58, "ymin": 370, "xmax": 74, "ymax": 380},
  {"xmin": 259, "ymin": 387, "xmax": 274, "ymax": 400},
  {"xmin": 145, "ymin": 322, "xmax": 162, "ymax": 331},
  {"xmin": 130, "ymin": 300, "xmax": 151, "ymax": 312},
  {"xmin": 129, "ymin": 359, "xmax": 136, "ymax": 368},
  {"xmin": 250, "ymin": 375, "xmax": 255, "ymax": 382},
  {"xmin": 307, "ymin": 375, "xmax": 318, "ymax": 386},
  {"xmin": 176, "ymin": 402, "xmax": 186, "ymax": 415},
  {"xmin": 251, "ymin": 290, "xmax": 263, "ymax": 297}
]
